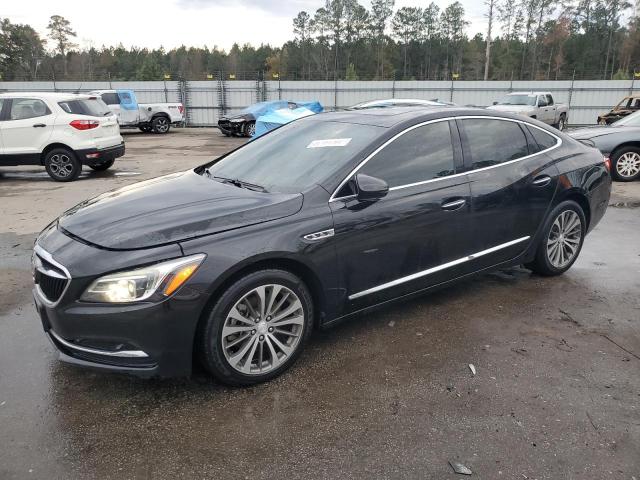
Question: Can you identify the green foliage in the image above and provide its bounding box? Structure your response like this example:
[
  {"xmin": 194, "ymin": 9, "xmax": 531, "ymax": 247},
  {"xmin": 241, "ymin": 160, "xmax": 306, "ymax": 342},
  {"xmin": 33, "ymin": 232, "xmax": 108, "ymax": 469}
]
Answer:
[{"xmin": 1, "ymin": 0, "xmax": 638, "ymax": 82}]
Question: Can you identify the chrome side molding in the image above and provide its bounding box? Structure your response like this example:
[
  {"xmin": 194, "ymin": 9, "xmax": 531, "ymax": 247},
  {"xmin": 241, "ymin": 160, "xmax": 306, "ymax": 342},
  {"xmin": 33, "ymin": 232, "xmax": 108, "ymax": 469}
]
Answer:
[
  {"xmin": 348, "ymin": 236, "xmax": 531, "ymax": 300},
  {"xmin": 303, "ymin": 229, "xmax": 335, "ymax": 242},
  {"xmin": 49, "ymin": 330, "xmax": 149, "ymax": 358}
]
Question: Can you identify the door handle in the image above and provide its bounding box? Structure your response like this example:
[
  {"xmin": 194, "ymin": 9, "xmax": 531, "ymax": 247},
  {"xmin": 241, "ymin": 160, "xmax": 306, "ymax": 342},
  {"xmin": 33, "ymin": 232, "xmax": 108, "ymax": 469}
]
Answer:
[
  {"xmin": 441, "ymin": 198, "xmax": 466, "ymax": 211},
  {"xmin": 532, "ymin": 175, "xmax": 552, "ymax": 187},
  {"xmin": 33, "ymin": 123, "xmax": 46, "ymax": 128}
]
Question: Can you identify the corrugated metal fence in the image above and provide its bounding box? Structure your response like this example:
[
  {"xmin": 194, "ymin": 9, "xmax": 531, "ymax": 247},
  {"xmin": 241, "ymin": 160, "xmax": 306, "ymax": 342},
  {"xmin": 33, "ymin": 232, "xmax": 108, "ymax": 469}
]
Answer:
[{"xmin": 1, "ymin": 79, "xmax": 638, "ymax": 126}]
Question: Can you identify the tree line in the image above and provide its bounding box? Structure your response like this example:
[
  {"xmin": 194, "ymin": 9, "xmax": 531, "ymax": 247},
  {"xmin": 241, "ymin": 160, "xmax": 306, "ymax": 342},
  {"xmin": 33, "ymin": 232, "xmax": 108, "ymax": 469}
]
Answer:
[{"xmin": 1, "ymin": 0, "xmax": 639, "ymax": 82}]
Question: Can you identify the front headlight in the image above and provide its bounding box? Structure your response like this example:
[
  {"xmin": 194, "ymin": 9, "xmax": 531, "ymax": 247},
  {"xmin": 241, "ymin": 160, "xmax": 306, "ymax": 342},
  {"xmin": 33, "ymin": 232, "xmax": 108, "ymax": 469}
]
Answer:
[
  {"xmin": 81, "ymin": 254, "xmax": 206, "ymax": 303},
  {"xmin": 230, "ymin": 118, "xmax": 245, "ymax": 123}
]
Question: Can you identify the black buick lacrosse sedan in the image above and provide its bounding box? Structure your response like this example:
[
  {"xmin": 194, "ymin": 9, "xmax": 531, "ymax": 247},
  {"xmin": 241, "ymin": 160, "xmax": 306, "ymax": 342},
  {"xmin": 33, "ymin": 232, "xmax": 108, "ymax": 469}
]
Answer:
[{"xmin": 33, "ymin": 107, "xmax": 611, "ymax": 385}]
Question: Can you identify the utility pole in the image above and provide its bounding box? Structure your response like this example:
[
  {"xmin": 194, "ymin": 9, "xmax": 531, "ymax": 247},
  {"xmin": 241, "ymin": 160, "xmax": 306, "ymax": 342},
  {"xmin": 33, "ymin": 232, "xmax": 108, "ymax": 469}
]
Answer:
[{"xmin": 484, "ymin": 0, "xmax": 496, "ymax": 81}]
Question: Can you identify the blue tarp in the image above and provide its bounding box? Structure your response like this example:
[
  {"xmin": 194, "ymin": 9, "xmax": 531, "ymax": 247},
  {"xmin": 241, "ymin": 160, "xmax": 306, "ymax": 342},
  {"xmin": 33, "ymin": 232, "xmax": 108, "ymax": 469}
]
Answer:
[
  {"xmin": 254, "ymin": 106, "xmax": 318, "ymax": 138},
  {"xmin": 240, "ymin": 100, "xmax": 290, "ymax": 117},
  {"xmin": 295, "ymin": 101, "xmax": 323, "ymax": 113}
]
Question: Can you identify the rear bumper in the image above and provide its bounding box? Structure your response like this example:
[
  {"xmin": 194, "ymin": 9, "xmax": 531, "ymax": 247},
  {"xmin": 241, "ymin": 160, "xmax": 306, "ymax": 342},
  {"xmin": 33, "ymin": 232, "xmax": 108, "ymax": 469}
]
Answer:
[{"xmin": 77, "ymin": 142, "xmax": 125, "ymax": 166}]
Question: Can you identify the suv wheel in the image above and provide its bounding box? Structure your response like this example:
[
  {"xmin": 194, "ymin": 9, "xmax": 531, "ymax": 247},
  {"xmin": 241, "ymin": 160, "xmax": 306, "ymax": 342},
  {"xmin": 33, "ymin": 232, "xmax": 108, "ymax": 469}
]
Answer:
[
  {"xmin": 152, "ymin": 116, "xmax": 170, "ymax": 134},
  {"xmin": 44, "ymin": 148, "xmax": 81, "ymax": 182},
  {"xmin": 525, "ymin": 200, "xmax": 586, "ymax": 276},
  {"xmin": 198, "ymin": 269, "xmax": 313, "ymax": 386}
]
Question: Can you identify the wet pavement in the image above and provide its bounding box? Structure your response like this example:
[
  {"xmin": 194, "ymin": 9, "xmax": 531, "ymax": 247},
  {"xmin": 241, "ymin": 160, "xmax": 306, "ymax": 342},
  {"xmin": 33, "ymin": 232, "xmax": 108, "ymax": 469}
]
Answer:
[{"xmin": 1, "ymin": 129, "xmax": 639, "ymax": 479}]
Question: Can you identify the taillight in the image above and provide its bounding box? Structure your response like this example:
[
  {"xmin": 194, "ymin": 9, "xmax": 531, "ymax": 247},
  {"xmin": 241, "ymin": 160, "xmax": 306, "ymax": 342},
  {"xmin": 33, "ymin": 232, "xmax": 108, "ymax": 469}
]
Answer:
[
  {"xmin": 603, "ymin": 156, "xmax": 611, "ymax": 172},
  {"xmin": 70, "ymin": 119, "xmax": 99, "ymax": 130},
  {"xmin": 178, "ymin": 105, "xmax": 184, "ymax": 114}
]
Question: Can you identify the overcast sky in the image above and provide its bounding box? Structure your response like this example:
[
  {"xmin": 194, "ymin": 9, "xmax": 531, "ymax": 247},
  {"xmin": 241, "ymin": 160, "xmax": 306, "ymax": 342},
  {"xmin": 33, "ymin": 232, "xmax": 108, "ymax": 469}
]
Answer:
[{"xmin": 4, "ymin": 0, "xmax": 487, "ymax": 52}]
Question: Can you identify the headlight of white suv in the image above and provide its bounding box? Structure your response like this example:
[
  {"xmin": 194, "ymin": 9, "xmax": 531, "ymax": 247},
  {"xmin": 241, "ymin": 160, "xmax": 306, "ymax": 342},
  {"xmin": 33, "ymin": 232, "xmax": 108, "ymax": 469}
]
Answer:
[{"xmin": 81, "ymin": 254, "xmax": 206, "ymax": 303}]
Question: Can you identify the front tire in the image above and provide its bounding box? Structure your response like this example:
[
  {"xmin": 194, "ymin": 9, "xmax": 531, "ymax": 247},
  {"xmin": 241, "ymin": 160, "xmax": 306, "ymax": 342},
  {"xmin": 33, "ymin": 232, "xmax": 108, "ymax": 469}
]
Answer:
[
  {"xmin": 610, "ymin": 146, "xmax": 640, "ymax": 182},
  {"xmin": 198, "ymin": 269, "xmax": 313, "ymax": 386},
  {"xmin": 525, "ymin": 200, "xmax": 586, "ymax": 276},
  {"xmin": 555, "ymin": 114, "xmax": 567, "ymax": 131},
  {"xmin": 244, "ymin": 121, "xmax": 256, "ymax": 137},
  {"xmin": 44, "ymin": 148, "xmax": 81, "ymax": 182},
  {"xmin": 151, "ymin": 116, "xmax": 170, "ymax": 134},
  {"xmin": 89, "ymin": 159, "xmax": 114, "ymax": 171}
]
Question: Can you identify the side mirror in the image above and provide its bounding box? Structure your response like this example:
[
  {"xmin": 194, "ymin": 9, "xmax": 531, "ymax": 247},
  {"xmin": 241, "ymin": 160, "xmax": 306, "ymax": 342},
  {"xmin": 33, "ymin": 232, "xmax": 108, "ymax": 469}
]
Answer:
[
  {"xmin": 492, "ymin": 101, "xmax": 498, "ymax": 105},
  {"xmin": 355, "ymin": 173, "xmax": 389, "ymax": 202}
]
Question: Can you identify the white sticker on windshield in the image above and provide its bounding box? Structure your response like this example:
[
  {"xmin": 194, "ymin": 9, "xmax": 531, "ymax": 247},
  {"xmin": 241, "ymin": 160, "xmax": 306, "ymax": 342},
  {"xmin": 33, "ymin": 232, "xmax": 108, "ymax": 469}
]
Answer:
[{"xmin": 307, "ymin": 138, "xmax": 352, "ymax": 149}]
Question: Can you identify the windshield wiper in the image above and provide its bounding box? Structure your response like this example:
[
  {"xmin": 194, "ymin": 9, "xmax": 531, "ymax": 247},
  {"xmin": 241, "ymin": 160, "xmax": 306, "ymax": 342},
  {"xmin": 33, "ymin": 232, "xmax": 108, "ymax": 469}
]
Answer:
[{"xmin": 209, "ymin": 173, "xmax": 268, "ymax": 192}]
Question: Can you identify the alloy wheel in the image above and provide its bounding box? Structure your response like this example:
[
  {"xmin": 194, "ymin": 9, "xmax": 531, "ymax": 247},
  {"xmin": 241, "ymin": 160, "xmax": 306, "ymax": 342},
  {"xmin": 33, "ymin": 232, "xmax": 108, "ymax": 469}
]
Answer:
[
  {"xmin": 155, "ymin": 118, "xmax": 169, "ymax": 133},
  {"xmin": 546, "ymin": 210, "xmax": 582, "ymax": 269},
  {"xmin": 616, "ymin": 152, "xmax": 640, "ymax": 178},
  {"xmin": 48, "ymin": 154, "xmax": 74, "ymax": 178},
  {"xmin": 246, "ymin": 122, "xmax": 256, "ymax": 137},
  {"xmin": 558, "ymin": 117, "xmax": 567, "ymax": 131},
  {"xmin": 221, "ymin": 284, "xmax": 305, "ymax": 375}
]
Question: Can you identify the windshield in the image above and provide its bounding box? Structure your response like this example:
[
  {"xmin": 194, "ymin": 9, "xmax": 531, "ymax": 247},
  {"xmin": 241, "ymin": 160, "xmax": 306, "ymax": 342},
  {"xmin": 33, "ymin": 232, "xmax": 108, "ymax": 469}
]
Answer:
[
  {"xmin": 204, "ymin": 118, "xmax": 384, "ymax": 193},
  {"xmin": 613, "ymin": 110, "xmax": 640, "ymax": 127},
  {"xmin": 497, "ymin": 95, "xmax": 536, "ymax": 106}
]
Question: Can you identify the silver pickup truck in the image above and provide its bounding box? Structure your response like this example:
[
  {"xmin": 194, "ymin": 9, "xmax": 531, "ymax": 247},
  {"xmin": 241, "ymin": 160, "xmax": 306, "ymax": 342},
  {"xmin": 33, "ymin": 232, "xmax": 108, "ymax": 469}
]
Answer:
[
  {"xmin": 487, "ymin": 92, "xmax": 569, "ymax": 131},
  {"xmin": 90, "ymin": 89, "xmax": 184, "ymax": 134}
]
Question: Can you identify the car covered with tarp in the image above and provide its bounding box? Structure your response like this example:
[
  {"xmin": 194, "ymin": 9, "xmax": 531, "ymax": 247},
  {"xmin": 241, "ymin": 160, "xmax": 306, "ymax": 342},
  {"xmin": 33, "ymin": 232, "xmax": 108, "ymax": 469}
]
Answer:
[
  {"xmin": 254, "ymin": 102, "xmax": 323, "ymax": 138},
  {"xmin": 218, "ymin": 100, "xmax": 322, "ymax": 137}
]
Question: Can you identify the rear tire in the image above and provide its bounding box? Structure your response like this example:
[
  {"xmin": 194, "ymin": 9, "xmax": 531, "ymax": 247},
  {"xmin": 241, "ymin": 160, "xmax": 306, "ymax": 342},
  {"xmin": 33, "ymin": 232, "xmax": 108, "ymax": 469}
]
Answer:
[
  {"xmin": 525, "ymin": 200, "xmax": 586, "ymax": 276},
  {"xmin": 89, "ymin": 160, "xmax": 114, "ymax": 171},
  {"xmin": 198, "ymin": 269, "xmax": 313, "ymax": 386},
  {"xmin": 151, "ymin": 116, "xmax": 170, "ymax": 134},
  {"xmin": 610, "ymin": 146, "xmax": 640, "ymax": 182},
  {"xmin": 44, "ymin": 148, "xmax": 81, "ymax": 182},
  {"xmin": 555, "ymin": 114, "xmax": 567, "ymax": 131}
]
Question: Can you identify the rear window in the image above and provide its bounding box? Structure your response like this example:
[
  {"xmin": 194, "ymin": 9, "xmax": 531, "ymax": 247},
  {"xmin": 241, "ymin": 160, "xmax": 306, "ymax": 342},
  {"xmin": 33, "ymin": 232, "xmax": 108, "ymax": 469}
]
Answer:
[
  {"xmin": 100, "ymin": 93, "xmax": 120, "ymax": 105},
  {"xmin": 528, "ymin": 126, "xmax": 558, "ymax": 151},
  {"xmin": 58, "ymin": 99, "xmax": 111, "ymax": 117}
]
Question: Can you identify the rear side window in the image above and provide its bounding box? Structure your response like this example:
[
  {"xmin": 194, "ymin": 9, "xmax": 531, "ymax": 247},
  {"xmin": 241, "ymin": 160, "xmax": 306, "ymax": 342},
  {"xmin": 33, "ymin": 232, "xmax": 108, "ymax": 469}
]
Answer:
[
  {"xmin": 100, "ymin": 93, "xmax": 120, "ymax": 105},
  {"xmin": 461, "ymin": 119, "xmax": 529, "ymax": 169},
  {"xmin": 546, "ymin": 95, "xmax": 554, "ymax": 106},
  {"xmin": 9, "ymin": 98, "xmax": 51, "ymax": 120},
  {"xmin": 58, "ymin": 99, "xmax": 111, "ymax": 117},
  {"xmin": 528, "ymin": 126, "xmax": 558, "ymax": 151},
  {"xmin": 360, "ymin": 121, "xmax": 455, "ymax": 188}
]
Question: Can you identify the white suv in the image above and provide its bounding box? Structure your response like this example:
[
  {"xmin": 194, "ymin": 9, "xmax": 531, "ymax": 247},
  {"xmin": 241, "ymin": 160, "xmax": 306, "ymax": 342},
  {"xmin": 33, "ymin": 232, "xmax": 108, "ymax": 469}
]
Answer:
[{"xmin": 0, "ymin": 92, "xmax": 125, "ymax": 181}]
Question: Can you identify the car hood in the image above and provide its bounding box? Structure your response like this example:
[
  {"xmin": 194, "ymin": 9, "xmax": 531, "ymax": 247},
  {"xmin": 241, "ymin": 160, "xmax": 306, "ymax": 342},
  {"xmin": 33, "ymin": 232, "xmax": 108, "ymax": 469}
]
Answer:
[
  {"xmin": 567, "ymin": 125, "xmax": 635, "ymax": 139},
  {"xmin": 58, "ymin": 170, "xmax": 303, "ymax": 250},
  {"xmin": 486, "ymin": 104, "xmax": 534, "ymax": 113}
]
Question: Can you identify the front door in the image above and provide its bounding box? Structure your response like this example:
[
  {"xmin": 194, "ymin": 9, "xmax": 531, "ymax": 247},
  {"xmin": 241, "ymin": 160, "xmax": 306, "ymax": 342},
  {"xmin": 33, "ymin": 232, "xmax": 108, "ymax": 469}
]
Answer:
[
  {"xmin": 457, "ymin": 117, "xmax": 560, "ymax": 270},
  {"xmin": 116, "ymin": 90, "xmax": 140, "ymax": 126},
  {"xmin": 330, "ymin": 119, "xmax": 474, "ymax": 313}
]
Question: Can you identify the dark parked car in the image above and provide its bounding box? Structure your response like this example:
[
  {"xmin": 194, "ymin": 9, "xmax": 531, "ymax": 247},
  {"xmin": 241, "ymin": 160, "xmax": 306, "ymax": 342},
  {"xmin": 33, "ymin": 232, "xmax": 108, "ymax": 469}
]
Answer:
[
  {"xmin": 569, "ymin": 110, "xmax": 640, "ymax": 181},
  {"xmin": 218, "ymin": 100, "xmax": 299, "ymax": 137},
  {"xmin": 597, "ymin": 95, "xmax": 640, "ymax": 125},
  {"xmin": 33, "ymin": 107, "xmax": 611, "ymax": 386}
]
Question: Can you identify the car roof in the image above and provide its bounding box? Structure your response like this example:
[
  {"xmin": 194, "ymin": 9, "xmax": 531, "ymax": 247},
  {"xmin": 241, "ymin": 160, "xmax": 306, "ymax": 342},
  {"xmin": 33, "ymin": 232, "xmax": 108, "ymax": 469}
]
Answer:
[
  {"xmin": 0, "ymin": 91, "xmax": 92, "ymax": 101},
  {"xmin": 311, "ymin": 105, "xmax": 526, "ymax": 128}
]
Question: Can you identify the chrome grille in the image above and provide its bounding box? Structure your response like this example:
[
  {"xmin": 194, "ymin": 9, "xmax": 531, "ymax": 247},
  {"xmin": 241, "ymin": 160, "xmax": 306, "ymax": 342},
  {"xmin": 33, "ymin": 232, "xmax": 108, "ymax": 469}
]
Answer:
[{"xmin": 33, "ymin": 247, "xmax": 70, "ymax": 305}]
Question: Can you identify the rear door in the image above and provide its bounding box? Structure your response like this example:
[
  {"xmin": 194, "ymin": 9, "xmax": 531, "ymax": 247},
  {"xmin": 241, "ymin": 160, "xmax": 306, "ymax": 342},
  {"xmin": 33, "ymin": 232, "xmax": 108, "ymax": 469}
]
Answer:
[
  {"xmin": 458, "ymin": 117, "xmax": 560, "ymax": 270},
  {"xmin": 331, "ymin": 119, "xmax": 474, "ymax": 312},
  {"xmin": 1, "ymin": 97, "xmax": 55, "ymax": 159},
  {"xmin": 57, "ymin": 97, "xmax": 121, "ymax": 149}
]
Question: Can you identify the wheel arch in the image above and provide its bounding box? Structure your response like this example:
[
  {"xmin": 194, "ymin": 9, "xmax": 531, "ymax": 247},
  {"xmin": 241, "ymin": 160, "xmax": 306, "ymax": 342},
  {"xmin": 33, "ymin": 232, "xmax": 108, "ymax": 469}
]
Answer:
[
  {"xmin": 40, "ymin": 143, "xmax": 75, "ymax": 165},
  {"xmin": 194, "ymin": 254, "xmax": 327, "ymax": 345},
  {"xmin": 556, "ymin": 189, "xmax": 591, "ymax": 230},
  {"xmin": 611, "ymin": 141, "xmax": 640, "ymax": 157}
]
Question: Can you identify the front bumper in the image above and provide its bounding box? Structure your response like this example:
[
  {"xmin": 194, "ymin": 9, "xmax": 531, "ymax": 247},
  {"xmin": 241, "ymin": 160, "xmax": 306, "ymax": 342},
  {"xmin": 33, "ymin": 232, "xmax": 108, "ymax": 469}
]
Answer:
[
  {"xmin": 32, "ymin": 228, "xmax": 205, "ymax": 378},
  {"xmin": 77, "ymin": 142, "xmax": 125, "ymax": 166},
  {"xmin": 217, "ymin": 119, "xmax": 244, "ymax": 136}
]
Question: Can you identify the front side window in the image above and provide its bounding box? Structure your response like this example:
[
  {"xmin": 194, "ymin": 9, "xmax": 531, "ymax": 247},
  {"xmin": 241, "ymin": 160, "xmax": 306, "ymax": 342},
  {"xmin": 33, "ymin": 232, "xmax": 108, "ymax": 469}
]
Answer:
[
  {"xmin": 537, "ymin": 96, "xmax": 548, "ymax": 107},
  {"xmin": 461, "ymin": 119, "xmax": 529, "ymax": 169},
  {"xmin": 359, "ymin": 121, "xmax": 455, "ymax": 188},
  {"xmin": 9, "ymin": 98, "xmax": 51, "ymax": 120}
]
